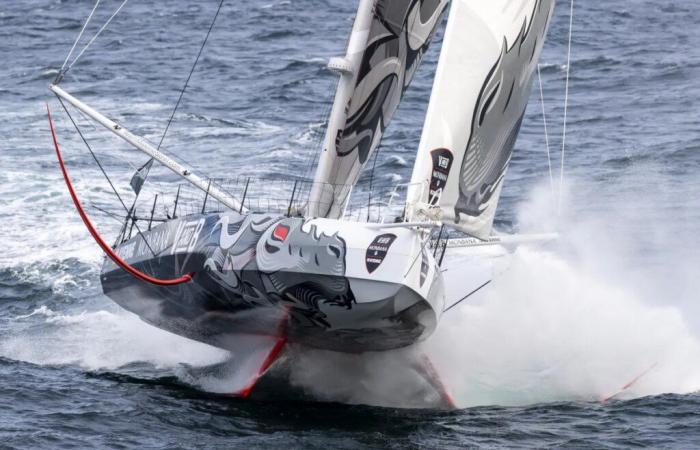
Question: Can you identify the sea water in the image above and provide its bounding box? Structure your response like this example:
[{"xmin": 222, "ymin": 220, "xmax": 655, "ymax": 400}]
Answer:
[{"xmin": 1, "ymin": 0, "xmax": 699, "ymax": 447}]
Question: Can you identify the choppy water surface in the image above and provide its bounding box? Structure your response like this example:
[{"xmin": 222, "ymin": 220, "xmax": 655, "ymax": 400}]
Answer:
[{"xmin": 2, "ymin": 0, "xmax": 700, "ymax": 448}]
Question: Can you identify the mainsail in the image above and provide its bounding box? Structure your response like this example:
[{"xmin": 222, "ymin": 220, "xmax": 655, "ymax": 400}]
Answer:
[
  {"xmin": 308, "ymin": 0, "xmax": 449, "ymax": 218},
  {"xmin": 406, "ymin": 0, "xmax": 555, "ymax": 239}
]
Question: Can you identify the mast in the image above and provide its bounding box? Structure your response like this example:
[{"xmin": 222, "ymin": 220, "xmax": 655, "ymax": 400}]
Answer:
[
  {"xmin": 50, "ymin": 84, "xmax": 246, "ymax": 213},
  {"xmin": 308, "ymin": 0, "xmax": 449, "ymax": 219},
  {"xmin": 406, "ymin": 0, "xmax": 555, "ymax": 239},
  {"xmin": 307, "ymin": 0, "xmax": 375, "ymax": 218}
]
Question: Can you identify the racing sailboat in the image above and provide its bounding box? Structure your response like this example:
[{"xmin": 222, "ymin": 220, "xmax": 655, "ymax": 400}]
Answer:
[{"xmin": 47, "ymin": 0, "xmax": 556, "ymax": 407}]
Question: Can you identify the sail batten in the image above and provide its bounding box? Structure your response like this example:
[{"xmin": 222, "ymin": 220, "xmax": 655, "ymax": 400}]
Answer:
[
  {"xmin": 309, "ymin": 0, "xmax": 449, "ymax": 219},
  {"xmin": 406, "ymin": 0, "xmax": 556, "ymax": 239}
]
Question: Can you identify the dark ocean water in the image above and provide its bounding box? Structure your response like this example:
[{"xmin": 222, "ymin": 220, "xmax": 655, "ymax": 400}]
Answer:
[{"xmin": 2, "ymin": 0, "xmax": 700, "ymax": 448}]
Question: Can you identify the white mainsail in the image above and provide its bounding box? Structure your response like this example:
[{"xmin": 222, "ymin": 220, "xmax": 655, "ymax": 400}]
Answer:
[
  {"xmin": 308, "ymin": 0, "xmax": 449, "ymax": 219},
  {"xmin": 406, "ymin": 0, "xmax": 555, "ymax": 239}
]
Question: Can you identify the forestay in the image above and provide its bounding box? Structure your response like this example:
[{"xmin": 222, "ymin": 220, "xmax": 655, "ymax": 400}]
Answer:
[
  {"xmin": 406, "ymin": 0, "xmax": 555, "ymax": 239},
  {"xmin": 308, "ymin": 0, "xmax": 449, "ymax": 219}
]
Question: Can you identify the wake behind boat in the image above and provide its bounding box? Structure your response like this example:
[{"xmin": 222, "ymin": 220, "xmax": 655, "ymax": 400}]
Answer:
[{"xmin": 47, "ymin": 0, "xmax": 558, "ymax": 406}]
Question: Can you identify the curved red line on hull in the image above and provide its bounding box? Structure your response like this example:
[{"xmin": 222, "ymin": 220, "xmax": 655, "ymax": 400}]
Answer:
[
  {"xmin": 235, "ymin": 307, "xmax": 291, "ymax": 398},
  {"xmin": 236, "ymin": 335, "xmax": 288, "ymax": 399},
  {"xmin": 47, "ymin": 103, "xmax": 194, "ymax": 287}
]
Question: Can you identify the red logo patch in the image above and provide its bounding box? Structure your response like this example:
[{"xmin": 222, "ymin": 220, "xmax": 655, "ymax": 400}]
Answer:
[{"xmin": 272, "ymin": 224, "xmax": 289, "ymax": 242}]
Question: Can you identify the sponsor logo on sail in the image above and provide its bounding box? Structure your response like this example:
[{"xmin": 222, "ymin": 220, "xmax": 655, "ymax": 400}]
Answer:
[{"xmin": 429, "ymin": 148, "xmax": 454, "ymax": 205}]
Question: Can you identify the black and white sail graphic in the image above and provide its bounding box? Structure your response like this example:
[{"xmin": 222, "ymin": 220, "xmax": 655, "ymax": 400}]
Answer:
[
  {"xmin": 407, "ymin": 0, "xmax": 555, "ymax": 239},
  {"xmin": 309, "ymin": 0, "xmax": 449, "ymax": 218}
]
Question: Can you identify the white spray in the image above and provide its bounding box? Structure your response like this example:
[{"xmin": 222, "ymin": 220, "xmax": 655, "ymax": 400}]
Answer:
[
  {"xmin": 4, "ymin": 173, "xmax": 698, "ymax": 409},
  {"xmin": 285, "ymin": 176, "xmax": 700, "ymax": 408}
]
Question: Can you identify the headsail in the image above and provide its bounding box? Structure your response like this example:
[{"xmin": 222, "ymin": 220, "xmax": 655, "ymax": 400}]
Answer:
[
  {"xmin": 308, "ymin": 0, "xmax": 449, "ymax": 219},
  {"xmin": 406, "ymin": 0, "xmax": 555, "ymax": 239}
]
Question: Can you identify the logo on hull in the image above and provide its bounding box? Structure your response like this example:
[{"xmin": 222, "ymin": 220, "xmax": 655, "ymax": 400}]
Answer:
[{"xmin": 366, "ymin": 233, "xmax": 397, "ymax": 273}]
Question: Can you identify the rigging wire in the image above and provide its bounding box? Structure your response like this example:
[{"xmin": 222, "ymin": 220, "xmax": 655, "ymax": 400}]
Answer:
[
  {"xmin": 90, "ymin": 204, "xmax": 128, "ymax": 224},
  {"xmin": 73, "ymin": 106, "xmax": 99, "ymax": 132},
  {"xmin": 537, "ymin": 64, "xmax": 555, "ymax": 198},
  {"xmin": 57, "ymin": 97, "xmax": 129, "ymax": 215},
  {"xmin": 60, "ymin": 0, "xmax": 130, "ymax": 80},
  {"xmin": 122, "ymin": 0, "xmax": 226, "ymax": 236},
  {"xmin": 50, "ymin": 104, "xmax": 193, "ymax": 286},
  {"xmin": 559, "ymin": 0, "xmax": 575, "ymax": 215},
  {"xmin": 57, "ymin": 97, "xmax": 157, "ymax": 258},
  {"xmin": 443, "ymin": 280, "xmax": 492, "ymax": 313},
  {"xmin": 157, "ymin": 0, "xmax": 226, "ymax": 151},
  {"xmin": 300, "ymin": 76, "xmax": 338, "ymax": 204},
  {"xmin": 57, "ymin": 0, "xmax": 101, "ymax": 79},
  {"xmin": 402, "ymin": 228, "xmax": 439, "ymax": 279},
  {"xmin": 129, "ymin": 0, "xmax": 226, "ymax": 211},
  {"xmin": 303, "ymin": 92, "xmax": 333, "ymax": 180}
]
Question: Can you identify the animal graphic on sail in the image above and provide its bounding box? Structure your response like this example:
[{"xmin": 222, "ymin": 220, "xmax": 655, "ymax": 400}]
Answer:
[
  {"xmin": 310, "ymin": 0, "xmax": 448, "ymax": 218},
  {"xmin": 337, "ymin": 0, "xmax": 446, "ymax": 163},
  {"xmin": 455, "ymin": 0, "xmax": 553, "ymax": 223}
]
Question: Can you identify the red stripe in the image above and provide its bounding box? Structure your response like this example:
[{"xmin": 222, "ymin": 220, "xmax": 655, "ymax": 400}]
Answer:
[
  {"xmin": 420, "ymin": 354, "xmax": 458, "ymax": 410},
  {"xmin": 235, "ymin": 307, "xmax": 290, "ymax": 398},
  {"xmin": 237, "ymin": 335, "xmax": 287, "ymax": 398},
  {"xmin": 601, "ymin": 362, "xmax": 659, "ymax": 403},
  {"xmin": 47, "ymin": 104, "xmax": 194, "ymax": 287}
]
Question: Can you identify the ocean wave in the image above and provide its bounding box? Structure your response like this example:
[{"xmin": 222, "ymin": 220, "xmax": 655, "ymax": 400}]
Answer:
[{"xmin": 1, "ymin": 307, "xmax": 228, "ymax": 371}]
